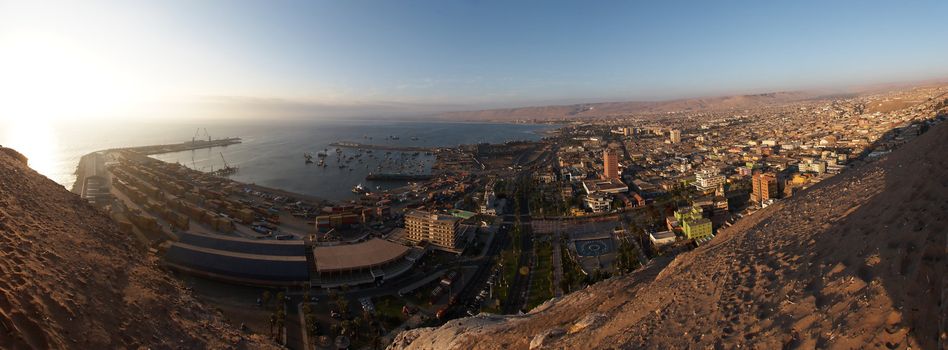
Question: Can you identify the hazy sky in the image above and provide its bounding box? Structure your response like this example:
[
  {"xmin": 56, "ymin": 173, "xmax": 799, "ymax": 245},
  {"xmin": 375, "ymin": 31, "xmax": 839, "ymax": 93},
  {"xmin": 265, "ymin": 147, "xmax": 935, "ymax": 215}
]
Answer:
[{"xmin": 1, "ymin": 0, "xmax": 947, "ymax": 120}]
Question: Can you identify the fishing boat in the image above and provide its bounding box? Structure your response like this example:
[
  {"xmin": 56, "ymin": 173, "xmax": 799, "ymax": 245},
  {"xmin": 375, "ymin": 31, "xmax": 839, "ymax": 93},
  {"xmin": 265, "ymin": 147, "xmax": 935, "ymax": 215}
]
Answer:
[{"xmin": 352, "ymin": 183, "xmax": 369, "ymax": 194}]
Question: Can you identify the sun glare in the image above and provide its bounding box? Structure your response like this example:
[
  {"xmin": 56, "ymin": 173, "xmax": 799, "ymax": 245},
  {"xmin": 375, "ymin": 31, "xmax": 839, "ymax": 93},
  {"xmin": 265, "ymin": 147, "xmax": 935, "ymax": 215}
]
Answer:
[
  {"xmin": 0, "ymin": 30, "xmax": 149, "ymax": 123},
  {"xmin": 2, "ymin": 119, "xmax": 59, "ymax": 181}
]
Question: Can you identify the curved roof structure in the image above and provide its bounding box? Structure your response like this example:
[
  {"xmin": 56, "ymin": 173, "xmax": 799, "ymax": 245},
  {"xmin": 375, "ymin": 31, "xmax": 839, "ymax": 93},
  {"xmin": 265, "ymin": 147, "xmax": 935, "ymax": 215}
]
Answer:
[
  {"xmin": 176, "ymin": 231, "xmax": 305, "ymax": 256},
  {"xmin": 313, "ymin": 238, "xmax": 410, "ymax": 273},
  {"xmin": 164, "ymin": 242, "xmax": 309, "ymax": 283}
]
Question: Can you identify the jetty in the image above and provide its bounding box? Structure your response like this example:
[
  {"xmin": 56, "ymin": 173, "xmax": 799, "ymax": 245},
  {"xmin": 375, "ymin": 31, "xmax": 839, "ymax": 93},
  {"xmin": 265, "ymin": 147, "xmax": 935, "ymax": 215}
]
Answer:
[
  {"xmin": 129, "ymin": 137, "xmax": 243, "ymax": 155},
  {"xmin": 330, "ymin": 141, "xmax": 438, "ymax": 153},
  {"xmin": 365, "ymin": 173, "xmax": 433, "ymax": 181}
]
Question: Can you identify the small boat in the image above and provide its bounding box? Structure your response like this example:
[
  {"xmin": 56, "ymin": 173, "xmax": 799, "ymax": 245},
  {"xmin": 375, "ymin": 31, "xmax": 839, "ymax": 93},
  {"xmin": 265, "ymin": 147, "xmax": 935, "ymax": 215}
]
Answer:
[
  {"xmin": 352, "ymin": 183, "xmax": 369, "ymax": 194},
  {"xmin": 304, "ymin": 153, "xmax": 314, "ymax": 164}
]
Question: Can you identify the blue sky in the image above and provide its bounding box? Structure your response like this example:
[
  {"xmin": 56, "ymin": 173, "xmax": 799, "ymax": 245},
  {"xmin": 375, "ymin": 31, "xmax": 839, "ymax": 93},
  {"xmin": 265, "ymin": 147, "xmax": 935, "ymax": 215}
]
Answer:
[{"xmin": 2, "ymin": 0, "xmax": 947, "ymax": 119}]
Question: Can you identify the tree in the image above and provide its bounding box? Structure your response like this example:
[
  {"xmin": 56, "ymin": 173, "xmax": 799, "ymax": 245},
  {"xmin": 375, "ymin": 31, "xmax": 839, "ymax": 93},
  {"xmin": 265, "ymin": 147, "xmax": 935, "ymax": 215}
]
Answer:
[
  {"xmin": 337, "ymin": 297, "xmax": 350, "ymax": 316},
  {"xmin": 268, "ymin": 313, "xmax": 276, "ymax": 337}
]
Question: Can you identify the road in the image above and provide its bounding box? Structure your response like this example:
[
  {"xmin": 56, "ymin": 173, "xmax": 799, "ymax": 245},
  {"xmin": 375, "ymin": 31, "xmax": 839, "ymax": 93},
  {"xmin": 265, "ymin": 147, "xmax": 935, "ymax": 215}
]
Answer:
[
  {"xmin": 501, "ymin": 173, "xmax": 535, "ymax": 314},
  {"xmin": 551, "ymin": 229, "xmax": 564, "ymax": 298}
]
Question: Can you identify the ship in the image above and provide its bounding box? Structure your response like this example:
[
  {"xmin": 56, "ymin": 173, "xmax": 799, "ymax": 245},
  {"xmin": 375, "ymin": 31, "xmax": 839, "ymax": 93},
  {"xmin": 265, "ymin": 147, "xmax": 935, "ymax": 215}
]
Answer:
[
  {"xmin": 211, "ymin": 152, "xmax": 238, "ymax": 177},
  {"xmin": 352, "ymin": 183, "xmax": 369, "ymax": 194}
]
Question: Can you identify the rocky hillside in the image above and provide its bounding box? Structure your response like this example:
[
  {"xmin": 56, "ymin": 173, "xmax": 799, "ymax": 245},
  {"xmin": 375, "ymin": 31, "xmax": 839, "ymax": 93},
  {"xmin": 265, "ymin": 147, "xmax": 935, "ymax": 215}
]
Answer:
[
  {"xmin": 0, "ymin": 148, "xmax": 276, "ymax": 349},
  {"xmin": 391, "ymin": 122, "xmax": 947, "ymax": 349}
]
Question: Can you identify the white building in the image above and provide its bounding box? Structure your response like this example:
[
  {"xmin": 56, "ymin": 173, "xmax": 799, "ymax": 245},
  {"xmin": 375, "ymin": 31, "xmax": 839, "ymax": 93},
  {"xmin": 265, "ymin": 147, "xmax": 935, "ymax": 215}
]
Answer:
[{"xmin": 694, "ymin": 168, "xmax": 726, "ymax": 193}]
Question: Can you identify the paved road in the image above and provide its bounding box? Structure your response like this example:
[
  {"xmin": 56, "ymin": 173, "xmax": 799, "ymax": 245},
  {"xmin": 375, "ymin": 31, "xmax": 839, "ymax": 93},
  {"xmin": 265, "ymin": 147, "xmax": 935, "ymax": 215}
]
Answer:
[
  {"xmin": 551, "ymin": 230, "xmax": 564, "ymax": 298},
  {"xmin": 502, "ymin": 174, "xmax": 535, "ymax": 314}
]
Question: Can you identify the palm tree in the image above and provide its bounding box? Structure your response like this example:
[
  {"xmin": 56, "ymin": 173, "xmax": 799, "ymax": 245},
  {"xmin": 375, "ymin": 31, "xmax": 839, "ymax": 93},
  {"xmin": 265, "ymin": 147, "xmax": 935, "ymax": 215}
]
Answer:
[
  {"xmin": 268, "ymin": 313, "xmax": 276, "ymax": 337},
  {"xmin": 276, "ymin": 318, "xmax": 285, "ymax": 344}
]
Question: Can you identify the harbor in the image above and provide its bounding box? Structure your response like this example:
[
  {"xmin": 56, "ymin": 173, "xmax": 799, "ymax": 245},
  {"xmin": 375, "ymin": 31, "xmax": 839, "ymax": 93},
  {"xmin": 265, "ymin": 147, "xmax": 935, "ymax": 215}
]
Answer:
[
  {"xmin": 125, "ymin": 137, "xmax": 242, "ymax": 155},
  {"xmin": 329, "ymin": 141, "xmax": 439, "ymax": 153}
]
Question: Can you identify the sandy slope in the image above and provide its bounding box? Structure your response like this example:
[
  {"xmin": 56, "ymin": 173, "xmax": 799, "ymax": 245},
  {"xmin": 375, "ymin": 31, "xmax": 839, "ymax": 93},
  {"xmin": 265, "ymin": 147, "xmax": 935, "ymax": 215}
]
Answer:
[
  {"xmin": 391, "ymin": 122, "xmax": 947, "ymax": 349},
  {"xmin": 0, "ymin": 148, "xmax": 277, "ymax": 349}
]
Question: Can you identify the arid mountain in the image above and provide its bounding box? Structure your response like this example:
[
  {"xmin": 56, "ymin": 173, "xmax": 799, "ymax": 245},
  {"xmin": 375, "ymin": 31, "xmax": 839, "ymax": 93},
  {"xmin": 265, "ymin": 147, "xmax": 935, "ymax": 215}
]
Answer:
[
  {"xmin": 390, "ymin": 123, "xmax": 947, "ymax": 349},
  {"xmin": 0, "ymin": 148, "xmax": 276, "ymax": 349},
  {"xmin": 439, "ymin": 91, "xmax": 819, "ymax": 121}
]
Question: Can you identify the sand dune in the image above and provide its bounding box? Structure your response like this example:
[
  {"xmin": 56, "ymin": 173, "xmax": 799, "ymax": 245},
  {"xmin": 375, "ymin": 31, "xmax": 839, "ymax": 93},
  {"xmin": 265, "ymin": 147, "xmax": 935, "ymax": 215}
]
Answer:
[
  {"xmin": 391, "ymin": 122, "xmax": 947, "ymax": 349},
  {"xmin": 0, "ymin": 147, "xmax": 276, "ymax": 349}
]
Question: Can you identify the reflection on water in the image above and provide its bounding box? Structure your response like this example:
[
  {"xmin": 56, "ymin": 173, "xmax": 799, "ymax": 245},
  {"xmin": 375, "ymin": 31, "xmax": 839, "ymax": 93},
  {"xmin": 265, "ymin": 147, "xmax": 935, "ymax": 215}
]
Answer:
[
  {"xmin": 2, "ymin": 119, "xmax": 60, "ymax": 182},
  {"xmin": 0, "ymin": 119, "xmax": 553, "ymax": 198}
]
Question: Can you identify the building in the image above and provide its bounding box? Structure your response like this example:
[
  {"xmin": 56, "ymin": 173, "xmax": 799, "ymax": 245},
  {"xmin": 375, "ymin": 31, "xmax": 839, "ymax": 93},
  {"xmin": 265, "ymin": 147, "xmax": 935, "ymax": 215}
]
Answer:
[
  {"xmin": 674, "ymin": 206, "xmax": 704, "ymax": 222},
  {"xmin": 603, "ymin": 149, "xmax": 619, "ymax": 179},
  {"xmin": 648, "ymin": 230, "xmax": 676, "ymax": 246},
  {"xmin": 162, "ymin": 232, "xmax": 310, "ymax": 286},
  {"xmin": 582, "ymin": 178, "xmax": 629, "ymax": 194},
  {"xmin": 405, "ymin": 210, "xmax": 466, "ymax": 250},
  {"xmin": 312, "ymin": 238, "xmax": 422, "ymax": 287},
  {"xmin": 752, "ymin": 172, "xmax": 778, "ymax": 204},
  {"xmin": 682, "ymin": 218, "xmax": 712, "ymax": 240},
  {"xmin": 583, "ymin": 192, "xmax": 611, "ymax": 213},
  {"xmin": 669, "ymin": 129, "xmax": 682, "ymax": 143},
  {"xmin": 694, "ymin": 168, "xmax": 725, "ymax": 193}
]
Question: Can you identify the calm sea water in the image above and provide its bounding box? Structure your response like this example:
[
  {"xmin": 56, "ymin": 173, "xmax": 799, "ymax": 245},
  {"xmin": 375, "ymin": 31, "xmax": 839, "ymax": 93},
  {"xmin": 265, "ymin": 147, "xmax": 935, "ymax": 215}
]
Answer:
[{"xmin": 0, "ymin": 119, "xmax": 552, "ymax": 201}]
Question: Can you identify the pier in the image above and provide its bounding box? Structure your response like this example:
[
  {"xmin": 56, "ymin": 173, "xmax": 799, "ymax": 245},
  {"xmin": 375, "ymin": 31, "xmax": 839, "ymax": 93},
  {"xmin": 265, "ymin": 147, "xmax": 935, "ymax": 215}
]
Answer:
[
  {"xmin": 365, "ymin": 173, "xmax": 433, "ymax": 181},
  {"xmin": 127, "ymin": 137, "xmax": 243, "ymax": 155},
  {"xmin": 330, "ymin": 141, "xmax": 438, "ymax": 153}
]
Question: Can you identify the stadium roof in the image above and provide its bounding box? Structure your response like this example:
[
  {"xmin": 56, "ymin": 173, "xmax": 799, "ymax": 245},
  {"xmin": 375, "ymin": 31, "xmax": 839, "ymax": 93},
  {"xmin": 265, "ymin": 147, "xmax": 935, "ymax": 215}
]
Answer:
[
  {"xmin": 313, "ymin": 238, "xmax": 409, "ymax": 273},
  {"xmin": 177, "ymin": 231, "xmax": 305, "ymax": 256},
  {"xmin": 164, "ymin": 242, "xmax": 309, "ymax": 282}
]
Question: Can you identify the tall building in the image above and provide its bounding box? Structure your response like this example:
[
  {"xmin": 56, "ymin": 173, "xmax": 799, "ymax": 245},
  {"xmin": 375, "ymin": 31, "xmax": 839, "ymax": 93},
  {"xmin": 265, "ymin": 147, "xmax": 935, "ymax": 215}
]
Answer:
[
  {"xmin": 694, "ymin": 168, "xmax": 725, "ymax": 193},
  {"xmin": 602, "ymin": 149, "xmax": 619, "ymax": 179},
  {"xmin": 752, "ymin": 173, "xmax": 778, "ymax": 204},
  {"xmin": 404, "ymin": 210, "xmax": 465, "ymax": 250},
  {"xmin": 682, "ymin": 218, "xmax": 712, "ymax": 240},
  {"xmin": 669, "ymin": 129, "xmax": 681, "ymax": 143}
]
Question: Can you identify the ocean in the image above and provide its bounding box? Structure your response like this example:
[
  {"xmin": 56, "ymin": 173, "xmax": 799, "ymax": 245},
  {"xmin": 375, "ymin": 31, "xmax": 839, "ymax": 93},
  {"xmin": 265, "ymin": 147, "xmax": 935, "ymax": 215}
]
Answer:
[{"xmin": 0, "ymin": 119, "xmax": 553, "ymax": 201}]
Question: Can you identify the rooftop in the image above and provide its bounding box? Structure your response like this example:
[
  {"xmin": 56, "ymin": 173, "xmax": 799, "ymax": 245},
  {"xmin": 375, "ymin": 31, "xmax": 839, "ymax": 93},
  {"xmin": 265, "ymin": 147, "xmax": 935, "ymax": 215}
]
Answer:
[{"xmin": 313, "ymin": 238, "xmax": 410, "ymax": 273}]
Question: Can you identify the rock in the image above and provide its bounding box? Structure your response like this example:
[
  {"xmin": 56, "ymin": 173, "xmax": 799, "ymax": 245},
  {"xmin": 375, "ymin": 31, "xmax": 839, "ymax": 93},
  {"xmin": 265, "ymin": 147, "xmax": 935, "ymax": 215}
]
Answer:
[
  {"xmin": 568, "ymin": 313, "xmax": 607, "ymax": 334},
  {"xmin": 530, "ymin": 328, "xmax": 566, "ymax": 349}
]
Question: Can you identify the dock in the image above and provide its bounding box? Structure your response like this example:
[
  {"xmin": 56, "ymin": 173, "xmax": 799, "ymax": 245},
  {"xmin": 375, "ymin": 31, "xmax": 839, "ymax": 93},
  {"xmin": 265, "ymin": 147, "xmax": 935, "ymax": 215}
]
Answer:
[
  {"xmin": 127, "ymin": 137, "xmax": 243, "ymax": 155},
  {"xmin": 365, "ymin": 173, "xmax": 433, "ymax": 181},
  {"xmin": 330, "ymin": 141, "xmax": 438, "ymax": 153}
]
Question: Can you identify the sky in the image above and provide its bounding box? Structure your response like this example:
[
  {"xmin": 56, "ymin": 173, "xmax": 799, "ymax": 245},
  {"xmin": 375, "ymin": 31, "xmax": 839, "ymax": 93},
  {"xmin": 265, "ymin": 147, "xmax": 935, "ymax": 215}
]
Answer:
[{"xmin": 1, "ymin": 0, "xmax": 947, "ymax": 121}]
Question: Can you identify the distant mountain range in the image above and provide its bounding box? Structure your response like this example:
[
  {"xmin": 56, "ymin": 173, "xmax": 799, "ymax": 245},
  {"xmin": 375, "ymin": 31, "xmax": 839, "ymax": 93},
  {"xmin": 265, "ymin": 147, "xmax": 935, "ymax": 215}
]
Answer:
[
  {"xmin": 437, "ymin": 91, "xmax": 833, "ymax": 121},
  {"xmin": 437, "ymin": 79, "xmax": 948, "ymax": 121}
]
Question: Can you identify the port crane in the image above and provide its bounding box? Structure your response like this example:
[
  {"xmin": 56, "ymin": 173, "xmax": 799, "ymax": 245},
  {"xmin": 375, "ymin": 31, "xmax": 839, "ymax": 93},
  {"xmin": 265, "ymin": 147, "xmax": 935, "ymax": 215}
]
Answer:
[
  {"xmin": 192, "ymin": 128, "xmax": 211, "ymax": 143},
  {"xmin": 211, "ymin": 152, "xmax": 238, "ymax": 176}
]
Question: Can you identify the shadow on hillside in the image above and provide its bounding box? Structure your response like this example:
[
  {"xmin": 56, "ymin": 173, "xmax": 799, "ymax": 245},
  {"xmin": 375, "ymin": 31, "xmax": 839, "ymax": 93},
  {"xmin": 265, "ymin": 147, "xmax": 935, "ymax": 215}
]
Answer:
[{"xmin": 773, "ymin": 115, "xmax": 946, "ymax": 349}]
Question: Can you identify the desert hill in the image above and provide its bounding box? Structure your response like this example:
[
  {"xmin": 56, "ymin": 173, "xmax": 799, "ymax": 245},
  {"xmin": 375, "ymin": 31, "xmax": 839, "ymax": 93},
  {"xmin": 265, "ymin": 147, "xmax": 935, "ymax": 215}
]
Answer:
[
  {"xmin": 438, "ymin": 91, "xmax": 817, "ymax": 121},
  {"xmin": 390, "ymin": 122, "xmax": 947, "ymax": 349},
  {"xmin": 0, "ymin": 148, "xmax": 276, "ymax": 349}
]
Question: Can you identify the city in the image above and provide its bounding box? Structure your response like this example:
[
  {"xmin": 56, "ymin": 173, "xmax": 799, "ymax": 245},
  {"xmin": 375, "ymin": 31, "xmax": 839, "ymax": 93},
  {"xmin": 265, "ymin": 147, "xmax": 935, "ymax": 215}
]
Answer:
[
  {"xmin": 58, "ymin": 83, "xmax": 947, "ymax": 349},
  {"xmin": 0, "ymin": 1, "xmax": 946, "ymax": 349}
]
